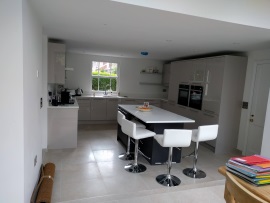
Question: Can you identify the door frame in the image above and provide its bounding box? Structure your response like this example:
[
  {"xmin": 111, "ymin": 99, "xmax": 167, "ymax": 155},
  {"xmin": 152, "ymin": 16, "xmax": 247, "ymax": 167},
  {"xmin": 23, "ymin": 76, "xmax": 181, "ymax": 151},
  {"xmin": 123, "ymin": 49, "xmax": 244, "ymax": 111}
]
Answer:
[{"xmin": 243, "ymin": 59, "xmax": 270, "ymax": 155}]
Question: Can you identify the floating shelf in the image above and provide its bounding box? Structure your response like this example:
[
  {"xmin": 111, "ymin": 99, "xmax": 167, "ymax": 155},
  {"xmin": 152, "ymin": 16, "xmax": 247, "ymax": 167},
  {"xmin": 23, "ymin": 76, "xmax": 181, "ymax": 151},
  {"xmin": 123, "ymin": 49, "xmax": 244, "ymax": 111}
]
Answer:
[
  {"xmin": 139, "ymin": 82, "xmax": 163, "ymax": 86},
  {"xmin": 140, "ymin": 72, "xmax": 162, "ymax": 75}
]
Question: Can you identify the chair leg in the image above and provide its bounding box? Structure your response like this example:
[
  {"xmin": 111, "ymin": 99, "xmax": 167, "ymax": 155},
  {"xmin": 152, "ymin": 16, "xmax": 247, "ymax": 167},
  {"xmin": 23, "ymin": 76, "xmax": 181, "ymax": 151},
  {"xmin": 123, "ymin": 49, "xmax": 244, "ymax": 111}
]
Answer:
[
  {"xmin": 124, "ymin": 139, "xmax": 146, "ymax": 173},
  {"xmin": 183, "ymin": 142, "xmax": 206, "ymax": 178},
  {"xmin": 156, "ymin": 147, "xmax": 181, "ymax": 187},
  {"xmin": 119, "ymin": 136, "xmax": 134, "ymax": 160}
]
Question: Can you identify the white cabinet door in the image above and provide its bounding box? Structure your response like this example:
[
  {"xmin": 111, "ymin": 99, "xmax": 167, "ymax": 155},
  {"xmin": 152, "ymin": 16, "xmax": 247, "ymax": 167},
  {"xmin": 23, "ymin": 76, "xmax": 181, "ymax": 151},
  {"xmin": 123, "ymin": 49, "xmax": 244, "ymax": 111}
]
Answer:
[
  {"xmin": 200, "ymin": 112, "xmax": 219, "ymax": 147},
  {"xmin": 77, "ymin": 98, "xmax": 91, "ymax": 120},
  {"xmin": 177, "ymin": 61, "xmax": 193, "ymax": 83},
  {"xmin": 48, "ymin": 42, "xmax": 65, "ymax": 84},
  {"xmin": 192, "ymin": 59, "xmax": 206, "ymax": 83},
  {"xmin": 106, "ymin": 99, "xmax": 119, "ymax": 120},
  {"xmin": 185, "ymin": 108, "xmax": 202, "ymax": 129},
  {"xmin": 204, "ymin": 57, "xmax": 225, "ymax": 101},
  {"xmin": 168, "ymin": 62, "xmax": 181, "ymax": 103},
  {"xmin": 91, "ymin": 98, "xmax": 107, "ymax": 120},
  {"xmin": 121, "ymin": 99, "xmax": 137, "ymax": 104},
  {"xmin": 162, "ymin": 64, "xmax": 171, "ymax": 85}
]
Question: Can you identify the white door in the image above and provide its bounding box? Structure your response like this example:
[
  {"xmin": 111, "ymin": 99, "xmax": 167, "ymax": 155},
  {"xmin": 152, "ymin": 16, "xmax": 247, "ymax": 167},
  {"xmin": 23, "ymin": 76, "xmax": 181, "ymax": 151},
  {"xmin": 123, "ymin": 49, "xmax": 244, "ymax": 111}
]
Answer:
[{"xmin": 245, "ymin": 61, "xmax": 270, "ymax": 155}]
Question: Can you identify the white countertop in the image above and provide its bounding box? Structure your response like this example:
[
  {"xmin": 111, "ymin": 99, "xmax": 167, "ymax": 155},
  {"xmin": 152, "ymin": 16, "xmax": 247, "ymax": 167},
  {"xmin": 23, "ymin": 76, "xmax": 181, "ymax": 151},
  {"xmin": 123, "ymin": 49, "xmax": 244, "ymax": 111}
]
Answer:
[
  {"xmin": 119, "ymin": 104, "xmax": 195, "ymax": 124},
  {"xmin": 48, "ymin": 98, "xmax": 79, "ymax": 109}
]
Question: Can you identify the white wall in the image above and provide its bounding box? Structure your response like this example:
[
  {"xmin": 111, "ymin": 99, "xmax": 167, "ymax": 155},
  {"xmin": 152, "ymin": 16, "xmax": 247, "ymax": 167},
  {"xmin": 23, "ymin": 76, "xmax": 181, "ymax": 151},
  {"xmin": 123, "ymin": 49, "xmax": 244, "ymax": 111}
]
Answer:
[
  {"xmin": 41, "ymin": 36, "xmax": 48, "ymax": 149},
  {"xmin": 0, "ymin": 0, "xmax": 24, "ymax": 202},
  {"xmin": 237, "ymin": 49, "xmax": 270, "ymax": 153},
  {"xmin": 65, "ymin": 52, "xmax": 166, "ymax": 98},
  {"xmin": 0, "ymin": 0, "xmax": 43, "ymax": 202},
  {"xmin": 261, "ymin": 89, "xmax": 270, "ymax": 157},
  {"xmin": 22, "ymin": 0, "xmax": 43, "ymax": 202}
]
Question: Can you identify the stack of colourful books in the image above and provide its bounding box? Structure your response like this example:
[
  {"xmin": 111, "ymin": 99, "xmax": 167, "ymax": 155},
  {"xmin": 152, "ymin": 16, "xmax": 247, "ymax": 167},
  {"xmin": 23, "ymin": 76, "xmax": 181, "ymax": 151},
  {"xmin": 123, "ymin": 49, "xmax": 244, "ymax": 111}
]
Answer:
[{"xmin": 226, "ymin": 154, "xmax": 270, "ymax": 186}]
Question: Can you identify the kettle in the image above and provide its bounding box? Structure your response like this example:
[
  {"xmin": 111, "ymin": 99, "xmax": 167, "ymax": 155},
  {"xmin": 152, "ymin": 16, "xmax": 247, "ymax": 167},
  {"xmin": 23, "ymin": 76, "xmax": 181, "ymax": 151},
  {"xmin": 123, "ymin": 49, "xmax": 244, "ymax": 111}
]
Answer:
[{"xmin": 75, "ymin": 88, "xmax": 83, "ymax": 96}]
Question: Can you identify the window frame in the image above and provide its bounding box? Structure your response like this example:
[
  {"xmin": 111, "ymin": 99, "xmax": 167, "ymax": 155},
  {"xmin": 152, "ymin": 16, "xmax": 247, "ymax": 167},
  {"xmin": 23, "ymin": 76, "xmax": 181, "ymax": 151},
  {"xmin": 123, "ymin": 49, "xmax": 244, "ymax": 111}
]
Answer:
[{"xmin": 91, "ymin": 61, "xmax": 119, "ymax": 93}]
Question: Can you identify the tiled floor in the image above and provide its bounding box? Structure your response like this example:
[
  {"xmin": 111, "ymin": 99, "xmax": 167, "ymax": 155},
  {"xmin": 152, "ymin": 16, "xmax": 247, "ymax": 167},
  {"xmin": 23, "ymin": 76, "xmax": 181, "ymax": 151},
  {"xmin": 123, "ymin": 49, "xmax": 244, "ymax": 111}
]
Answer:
[{"xmin": 43, "ymin": 124, "xmax": 240, "ymax": 203}]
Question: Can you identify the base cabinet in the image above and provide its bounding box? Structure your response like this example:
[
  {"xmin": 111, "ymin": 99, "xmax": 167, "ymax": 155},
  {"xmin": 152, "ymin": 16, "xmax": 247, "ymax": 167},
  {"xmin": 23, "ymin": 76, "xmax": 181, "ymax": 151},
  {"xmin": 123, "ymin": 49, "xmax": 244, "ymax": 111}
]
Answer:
[{"xmin": 48, "ymin": 108, "xmax": 78, "ymax": 149}]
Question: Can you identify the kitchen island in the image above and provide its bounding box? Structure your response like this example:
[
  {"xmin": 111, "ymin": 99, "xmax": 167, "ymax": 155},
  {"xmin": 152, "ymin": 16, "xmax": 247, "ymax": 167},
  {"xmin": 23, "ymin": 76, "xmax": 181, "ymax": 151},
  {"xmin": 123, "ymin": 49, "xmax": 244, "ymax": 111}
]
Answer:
[
  {"xmin": 118, "ymin": 104, "xmax": 194, "ymax": 165},
  {"xmin": 47, "ymin": 99, "xmax": 79, "ymax": 149}
]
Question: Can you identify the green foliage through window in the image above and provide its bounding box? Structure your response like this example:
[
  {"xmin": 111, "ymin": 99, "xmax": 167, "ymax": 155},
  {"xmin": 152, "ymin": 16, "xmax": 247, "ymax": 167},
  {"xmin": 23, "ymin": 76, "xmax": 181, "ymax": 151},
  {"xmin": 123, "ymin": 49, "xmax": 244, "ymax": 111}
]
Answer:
[{"xmin": 92, "ymin": 61, "xmax": 118, "ymax": 91}]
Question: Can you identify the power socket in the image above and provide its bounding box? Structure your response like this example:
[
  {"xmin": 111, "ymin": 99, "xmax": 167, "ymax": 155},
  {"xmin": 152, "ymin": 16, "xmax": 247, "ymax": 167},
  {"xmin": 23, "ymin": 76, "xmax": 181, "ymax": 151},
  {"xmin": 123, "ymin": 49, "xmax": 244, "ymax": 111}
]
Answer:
[{"xmin": 34, "ymin": 155, "xmax": 37, "ymax": 166}]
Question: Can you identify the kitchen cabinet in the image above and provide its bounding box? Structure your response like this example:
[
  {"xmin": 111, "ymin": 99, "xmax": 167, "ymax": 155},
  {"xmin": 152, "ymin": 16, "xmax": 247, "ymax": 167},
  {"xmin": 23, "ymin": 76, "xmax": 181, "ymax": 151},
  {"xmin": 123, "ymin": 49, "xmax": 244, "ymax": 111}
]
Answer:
[
  {"xmin": 106, "ymin": 98, "xmax": 120, "ymax": 120},
  {"xmin": 192, "ymin": 59, "xmax": 206, "ymax": 83},
  {"xmin": 168, "ymin": 55, "xmax": 247, "ymax": 154},
  {"xmin": 48, "ymin": 42, "xmax": 66, "ymax": 84},
  {"xmin": 162, "ymin": 64, "xmax": 171, "ymax": 86},
  {"xmin": 200, "ymin": 112, "xmax": 219, "ymax": 147},
  {"xmin": 203, "ymin": 57, "xmax": 225, "ymax": 101},
  {"xmin": 47, "ymin": 107, "xmax": 78, "ymax": 149},
  {"xmin": 77, "ymin": 98, "xmax": 91, "ymax": 120},
  {"xmin": 91, "ymin": 98, "xmax": 107, "ymax": 120}
]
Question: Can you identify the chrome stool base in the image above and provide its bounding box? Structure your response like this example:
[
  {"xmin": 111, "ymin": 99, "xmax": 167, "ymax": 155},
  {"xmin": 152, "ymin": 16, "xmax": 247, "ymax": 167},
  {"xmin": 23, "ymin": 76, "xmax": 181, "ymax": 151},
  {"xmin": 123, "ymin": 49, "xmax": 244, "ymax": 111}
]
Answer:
[
  {"xmin": 156, "ymin": 174, "xmax": 181, "ymax": 187},
  {"xmin": 118, "ymin": 153, "xmax": 134, "ymax": 161},
  {"xmin": 124, "ymin": 163, "xmax": 146, "ymax": 173},
  {"xmin": 183, "ymin": 168, "xmax": 206, "ymax": 179}
]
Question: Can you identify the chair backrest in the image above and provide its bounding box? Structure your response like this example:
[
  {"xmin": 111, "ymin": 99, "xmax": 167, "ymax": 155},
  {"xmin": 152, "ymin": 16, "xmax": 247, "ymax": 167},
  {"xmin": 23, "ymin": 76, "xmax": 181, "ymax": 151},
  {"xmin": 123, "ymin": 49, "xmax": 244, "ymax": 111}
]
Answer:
[
  {"xmin": 121, "ymin": 117, "xmax": 136, "ymax": 138},
  {"xmin": 163, "ymin": 129, "xmax": 192, "ymax": 147},
  {"xmin": 117, "ymin": 111, "xmax": 125, "ymax": 126},
  {"xmin": 193, "ymin": 124, "xmax": 218, "ymax": 142},
  {"xmin": 225, "ymin": 172, "xmax": 267, "ymax": 203}
]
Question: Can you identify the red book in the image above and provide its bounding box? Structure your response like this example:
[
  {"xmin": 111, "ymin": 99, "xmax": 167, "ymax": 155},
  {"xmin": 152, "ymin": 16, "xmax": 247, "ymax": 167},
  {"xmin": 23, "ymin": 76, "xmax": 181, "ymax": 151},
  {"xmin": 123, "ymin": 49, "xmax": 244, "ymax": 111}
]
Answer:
[{"xmin": 231, "ymin": 155, "xmax": 270, "ymax": 165}]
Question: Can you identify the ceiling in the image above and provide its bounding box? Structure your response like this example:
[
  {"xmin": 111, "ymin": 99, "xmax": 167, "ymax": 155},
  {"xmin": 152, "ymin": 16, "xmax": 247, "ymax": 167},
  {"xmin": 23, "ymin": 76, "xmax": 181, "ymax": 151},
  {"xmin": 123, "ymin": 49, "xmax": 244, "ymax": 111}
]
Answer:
[{"xmin": 30, "ymin": 0, "xmax": 270, "ymax": 61}]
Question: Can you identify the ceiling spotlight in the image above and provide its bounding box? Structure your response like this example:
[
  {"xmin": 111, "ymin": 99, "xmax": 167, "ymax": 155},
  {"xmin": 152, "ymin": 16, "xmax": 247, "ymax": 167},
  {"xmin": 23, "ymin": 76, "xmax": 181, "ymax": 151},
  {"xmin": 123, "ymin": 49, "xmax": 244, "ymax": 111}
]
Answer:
[{"xmin": 141, "ymin": 51, "xmax": 148, "ymax": 56}]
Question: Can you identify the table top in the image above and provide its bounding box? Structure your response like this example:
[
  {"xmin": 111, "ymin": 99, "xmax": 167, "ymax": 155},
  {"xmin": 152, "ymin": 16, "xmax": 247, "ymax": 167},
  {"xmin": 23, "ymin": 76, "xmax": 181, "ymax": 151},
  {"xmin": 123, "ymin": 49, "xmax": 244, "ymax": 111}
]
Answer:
[
  {"xmin": 119, "ymin": 104, "xmax": 195, "ymax": 124},
  {"xmin": 218, "ymin": 166, "xmax": 270, "ymax": 202}
]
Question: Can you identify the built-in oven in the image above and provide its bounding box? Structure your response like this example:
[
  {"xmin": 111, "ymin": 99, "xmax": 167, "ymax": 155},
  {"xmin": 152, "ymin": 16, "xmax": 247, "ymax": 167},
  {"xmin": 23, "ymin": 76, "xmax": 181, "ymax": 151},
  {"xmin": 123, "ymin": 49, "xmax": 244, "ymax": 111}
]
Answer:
[
  {"xmin": 177, "ymin": 84, "xmax": 190, "ymax": 107},
  {"xmin": 189, "ymin": 85, "xmax": 203, "ymax": 110}
]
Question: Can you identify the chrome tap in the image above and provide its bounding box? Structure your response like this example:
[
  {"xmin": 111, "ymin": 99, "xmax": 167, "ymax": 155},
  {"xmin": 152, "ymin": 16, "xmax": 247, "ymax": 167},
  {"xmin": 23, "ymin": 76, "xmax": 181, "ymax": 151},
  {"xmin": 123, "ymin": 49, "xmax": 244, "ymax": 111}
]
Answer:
[{"xmin": 104, "ymin": 84, "xmax": 111, "ymax": 95}]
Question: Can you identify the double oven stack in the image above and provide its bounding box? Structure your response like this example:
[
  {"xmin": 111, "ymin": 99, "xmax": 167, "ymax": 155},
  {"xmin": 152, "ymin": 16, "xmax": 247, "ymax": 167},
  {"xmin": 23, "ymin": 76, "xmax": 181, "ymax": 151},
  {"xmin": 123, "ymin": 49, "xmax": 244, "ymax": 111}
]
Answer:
[{"xmin": 177, "ymin": 84, "xmax": 203, "ymax": 110}]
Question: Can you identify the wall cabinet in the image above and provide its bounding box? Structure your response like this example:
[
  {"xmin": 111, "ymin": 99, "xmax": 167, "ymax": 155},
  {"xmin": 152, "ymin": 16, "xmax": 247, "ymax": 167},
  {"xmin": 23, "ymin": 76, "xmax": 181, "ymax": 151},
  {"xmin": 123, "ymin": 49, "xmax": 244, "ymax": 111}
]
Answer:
[{"xmin": 48, "ymin": 42, "xmax": 66, "ymax": 84}]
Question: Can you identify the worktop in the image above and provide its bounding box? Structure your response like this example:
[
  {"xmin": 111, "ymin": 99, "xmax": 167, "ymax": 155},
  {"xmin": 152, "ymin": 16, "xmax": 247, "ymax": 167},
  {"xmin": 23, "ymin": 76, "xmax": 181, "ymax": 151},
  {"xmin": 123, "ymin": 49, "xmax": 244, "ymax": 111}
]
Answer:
[{"xmin": 119, "ymin": 104, "xmax": 194, "ymax": 124}]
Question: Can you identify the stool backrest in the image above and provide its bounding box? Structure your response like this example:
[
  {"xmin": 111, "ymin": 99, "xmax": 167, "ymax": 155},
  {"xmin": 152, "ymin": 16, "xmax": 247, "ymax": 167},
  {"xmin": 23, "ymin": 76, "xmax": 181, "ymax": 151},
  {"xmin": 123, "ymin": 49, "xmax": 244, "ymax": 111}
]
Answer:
[
  {"xmin": 163, "ymin": 129, "xmax": 192, "ymax": 147},
  {"xmin": 117, "ymin": 111, "xmax": 125, "ymax": 126},
  {"xmin": 121, "ymin": 118, "xmax": 136, "ymax": 138},
  {"xmin": 195, "ymin": 124, "xmax": 218, "ymax": 142},
  {"xmin": 225, "ymin": 172, "xmax": 267, "ymax": 203}
]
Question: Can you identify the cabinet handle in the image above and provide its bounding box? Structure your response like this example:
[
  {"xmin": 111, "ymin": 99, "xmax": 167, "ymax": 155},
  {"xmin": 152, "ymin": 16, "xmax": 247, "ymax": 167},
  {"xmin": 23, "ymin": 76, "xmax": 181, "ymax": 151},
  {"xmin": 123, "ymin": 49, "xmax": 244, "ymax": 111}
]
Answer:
[
  {"xmin": 203, "ymin": 113, "xmax": 215, "ymax": 118},
  {"xmin": 205, "ymin": 84, "xmax": 208, "ymax": 96},
  {"xmin": 206, "ymin": 70, "xmax": 210, "ymax": 82},
  {"xmin": 189, "ymin": 109, "xmax": 199, "ymax": 113},
  {"xmin": 203, "ymin": 109, "xmax": 215, "ymax": 114}
]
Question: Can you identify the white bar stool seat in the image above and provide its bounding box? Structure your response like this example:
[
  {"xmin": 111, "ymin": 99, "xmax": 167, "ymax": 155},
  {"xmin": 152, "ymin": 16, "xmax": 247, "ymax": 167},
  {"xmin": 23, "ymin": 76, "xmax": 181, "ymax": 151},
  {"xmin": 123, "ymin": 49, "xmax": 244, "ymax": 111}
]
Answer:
[
  {"xmin": 154, "ymin": 129, "xmax": 192, "ymax": 187},
  {"xmin": 117, "ymin": 111, "xmax": 145, "ymax": 161},
  {"xmin": 121, "ymin": 117, "xmax": 156, "ymax": 173},
  {"xmin": 183, "ymin": 124, "xmax": 218, "ymax": 179}
]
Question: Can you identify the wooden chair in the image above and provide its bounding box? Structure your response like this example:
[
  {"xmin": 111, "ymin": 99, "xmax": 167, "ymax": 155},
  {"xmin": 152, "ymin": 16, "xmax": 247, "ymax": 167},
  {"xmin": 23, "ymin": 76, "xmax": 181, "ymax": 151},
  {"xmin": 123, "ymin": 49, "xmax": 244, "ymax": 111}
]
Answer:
[{"xmin": 225, "ymin": 172, "xmax": 267, "ymax": 203}]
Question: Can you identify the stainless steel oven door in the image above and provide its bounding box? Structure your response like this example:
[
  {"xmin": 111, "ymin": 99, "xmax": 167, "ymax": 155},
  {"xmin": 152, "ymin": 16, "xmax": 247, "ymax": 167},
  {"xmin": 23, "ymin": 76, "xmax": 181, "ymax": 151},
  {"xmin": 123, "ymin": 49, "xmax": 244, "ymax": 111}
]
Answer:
[
  {"xmin": 189, "ymin": 85, "xmax": 203, "ymax": 110},
  {"xmin": 177, "ymin": 84, "xmax": 190, "ymax": 106}
]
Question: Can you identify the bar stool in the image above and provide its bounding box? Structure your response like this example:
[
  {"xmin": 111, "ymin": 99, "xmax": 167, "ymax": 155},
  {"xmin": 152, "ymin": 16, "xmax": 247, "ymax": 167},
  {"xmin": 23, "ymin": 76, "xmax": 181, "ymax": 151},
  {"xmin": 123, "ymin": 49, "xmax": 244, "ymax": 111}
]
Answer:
[
  {"xmin": 183, "ymin": 124, "xmax": 218, "ymax": 179},
  {"xmin": 121, "ymin": 117, "xmax": 156, "ymax": 173},
  {"xmin": 154, "ymin": 129, "xmax": 192, "ymax": 187},
  {"xmin": 117, "ymin": 111, "xmax": 145, "ymax": 161}
]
